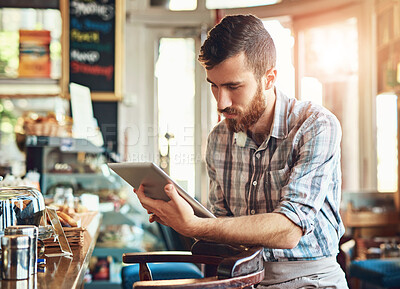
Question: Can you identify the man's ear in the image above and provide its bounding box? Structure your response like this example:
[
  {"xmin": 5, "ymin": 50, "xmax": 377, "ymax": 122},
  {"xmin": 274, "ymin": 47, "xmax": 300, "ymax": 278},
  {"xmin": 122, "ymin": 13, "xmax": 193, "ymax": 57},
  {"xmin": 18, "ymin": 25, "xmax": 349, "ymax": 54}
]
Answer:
[{"xmin": 264, "ymin": 68, "xmax": 277, "ymax": 90}]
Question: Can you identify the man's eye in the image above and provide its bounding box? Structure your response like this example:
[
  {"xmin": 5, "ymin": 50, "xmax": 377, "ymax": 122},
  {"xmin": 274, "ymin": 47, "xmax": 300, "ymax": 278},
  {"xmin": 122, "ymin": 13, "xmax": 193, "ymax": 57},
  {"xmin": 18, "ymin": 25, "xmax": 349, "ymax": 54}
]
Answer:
[{"xmin": 229, "ymin": 86, "xmax": 239, "ymax": 90}]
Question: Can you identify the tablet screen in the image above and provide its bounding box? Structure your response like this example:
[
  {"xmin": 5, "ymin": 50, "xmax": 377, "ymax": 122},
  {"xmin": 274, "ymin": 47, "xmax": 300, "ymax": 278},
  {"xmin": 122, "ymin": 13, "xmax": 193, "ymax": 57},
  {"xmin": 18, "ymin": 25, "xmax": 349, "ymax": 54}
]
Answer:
[{"xmin": 108, "ymin": 162, "xmax": 215, "ymax": 218}]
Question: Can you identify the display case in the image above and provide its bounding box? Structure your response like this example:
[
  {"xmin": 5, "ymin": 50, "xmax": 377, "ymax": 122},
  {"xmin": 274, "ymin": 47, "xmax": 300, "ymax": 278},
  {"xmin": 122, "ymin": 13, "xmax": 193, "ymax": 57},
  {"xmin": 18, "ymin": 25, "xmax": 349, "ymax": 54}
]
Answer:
[
  {"xmin": 24, "ymin": 135, "xmax": 163, "ymax": 288},
  {"xmin": 25, "ymin": 135, "xmax": 110, "ymax": 194}
]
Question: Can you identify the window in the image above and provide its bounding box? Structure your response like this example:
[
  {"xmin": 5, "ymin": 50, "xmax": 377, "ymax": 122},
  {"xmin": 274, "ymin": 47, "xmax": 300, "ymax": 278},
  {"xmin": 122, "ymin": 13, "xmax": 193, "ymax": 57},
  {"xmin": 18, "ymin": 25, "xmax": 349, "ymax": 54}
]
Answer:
[
  {"xmin": 297, "ymin": 17, "xmax": 359, "ymax": 191},
  {"xmin": 150, "ymin": 0, "xmax": 197, "ymax": 11},
  {"xmin": 376, "ymin": 94, "xmax": 397, "ymax": 192},
  {"xmin": 206, "ymin": 0, "xmax": 280, "ymax": 9},
  {"xmin": 169, "ymin": 0, "xmax": 197, "ymax": 11},
  {"xmin": 156, "ymin": 38, "xmax": 196, "ymax": 195},
  {"xmin": 263, "ymin": 19, "xmax": 295, "ymax": 98}
]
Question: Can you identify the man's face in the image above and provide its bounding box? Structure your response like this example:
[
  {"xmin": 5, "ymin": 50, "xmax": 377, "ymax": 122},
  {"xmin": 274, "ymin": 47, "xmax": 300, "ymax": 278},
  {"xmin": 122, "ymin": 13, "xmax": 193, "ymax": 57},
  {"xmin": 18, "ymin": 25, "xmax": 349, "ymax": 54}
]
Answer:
[{"xmin": 206, "ymin": 52, "xmax": 266, "ymax": 132}]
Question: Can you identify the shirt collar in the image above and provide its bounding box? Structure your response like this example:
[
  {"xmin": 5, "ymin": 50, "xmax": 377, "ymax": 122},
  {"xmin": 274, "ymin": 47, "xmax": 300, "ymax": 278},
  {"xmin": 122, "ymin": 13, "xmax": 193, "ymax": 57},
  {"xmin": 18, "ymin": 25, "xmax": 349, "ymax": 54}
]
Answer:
[{"xmin": 270, "ymin": 89, "xmax": 289, "ymax": 139}]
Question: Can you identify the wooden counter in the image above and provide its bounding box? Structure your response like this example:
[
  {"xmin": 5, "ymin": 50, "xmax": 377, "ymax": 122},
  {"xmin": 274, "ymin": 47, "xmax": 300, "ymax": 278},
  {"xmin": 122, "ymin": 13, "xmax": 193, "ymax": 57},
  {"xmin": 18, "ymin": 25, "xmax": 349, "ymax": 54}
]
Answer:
[{"xmin": 1, "ymin": 212, "xmax": 101, "ymax": 289}]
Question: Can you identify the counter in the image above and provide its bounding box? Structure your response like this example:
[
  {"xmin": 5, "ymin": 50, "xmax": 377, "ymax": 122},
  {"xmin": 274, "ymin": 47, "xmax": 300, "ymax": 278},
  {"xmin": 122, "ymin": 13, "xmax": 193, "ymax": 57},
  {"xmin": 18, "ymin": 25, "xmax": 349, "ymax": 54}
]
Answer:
[{"xmin": 1, "ymin": 212, "xmax": 101, "ymax": 289}]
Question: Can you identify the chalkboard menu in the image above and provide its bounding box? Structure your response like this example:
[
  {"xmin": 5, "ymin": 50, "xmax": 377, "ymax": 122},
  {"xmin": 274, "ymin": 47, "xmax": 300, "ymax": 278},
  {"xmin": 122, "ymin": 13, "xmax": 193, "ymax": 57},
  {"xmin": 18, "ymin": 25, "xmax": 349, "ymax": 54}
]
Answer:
[{"xmin": 69, "ymin": 0, "xmax": 116, "ymax": 92}]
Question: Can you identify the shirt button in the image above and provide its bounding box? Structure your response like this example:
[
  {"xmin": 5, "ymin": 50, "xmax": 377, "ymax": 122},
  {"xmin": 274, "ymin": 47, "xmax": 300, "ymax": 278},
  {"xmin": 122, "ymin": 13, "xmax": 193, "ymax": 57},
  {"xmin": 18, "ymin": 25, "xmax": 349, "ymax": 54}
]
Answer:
[
  {"xmin": 252, "ymin": 181, "xmax": 257, "ymax": 186},
  {"xmin": 265, "ymin": 251, "xmax": 270, "ymax": 257},
  {"xmin": 250, "ymin": 209, "xmax": 256, "ymax": 215},
  {"xmin": 255, "ymin": 153, "xmax": 260, "ymax": 159}
]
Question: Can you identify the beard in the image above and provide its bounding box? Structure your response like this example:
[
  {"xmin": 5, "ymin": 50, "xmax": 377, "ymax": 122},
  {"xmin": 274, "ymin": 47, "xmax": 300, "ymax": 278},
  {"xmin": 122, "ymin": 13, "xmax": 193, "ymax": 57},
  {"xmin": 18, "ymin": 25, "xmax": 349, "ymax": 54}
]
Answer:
[{"xmin": 219, "ymin": 83, "xmax": 266, "ymax": 133}]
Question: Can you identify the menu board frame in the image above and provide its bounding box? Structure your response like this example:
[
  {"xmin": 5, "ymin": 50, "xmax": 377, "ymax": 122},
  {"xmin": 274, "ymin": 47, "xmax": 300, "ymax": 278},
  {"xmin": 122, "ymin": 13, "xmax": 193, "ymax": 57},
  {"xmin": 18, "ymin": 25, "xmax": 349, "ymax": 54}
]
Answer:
[{"xmin": 60, "ymin": 0, "xmax": 124, "ymax": 101}]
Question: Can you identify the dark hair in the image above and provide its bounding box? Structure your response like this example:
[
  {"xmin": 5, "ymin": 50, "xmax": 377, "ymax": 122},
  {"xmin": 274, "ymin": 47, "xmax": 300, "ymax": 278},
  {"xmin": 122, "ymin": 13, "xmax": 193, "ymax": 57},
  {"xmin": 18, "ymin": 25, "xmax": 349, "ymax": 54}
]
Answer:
[{"xmin": 198, "ymin": 14, "xmax": 276, "ymax": 79}]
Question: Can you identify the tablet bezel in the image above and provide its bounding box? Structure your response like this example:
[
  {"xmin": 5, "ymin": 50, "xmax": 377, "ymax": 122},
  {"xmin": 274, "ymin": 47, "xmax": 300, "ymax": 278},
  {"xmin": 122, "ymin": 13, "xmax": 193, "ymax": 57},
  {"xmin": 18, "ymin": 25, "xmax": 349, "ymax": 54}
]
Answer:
[{"xmin": 107, "ymin": 162, "xmax": 215, "ymax": 218}]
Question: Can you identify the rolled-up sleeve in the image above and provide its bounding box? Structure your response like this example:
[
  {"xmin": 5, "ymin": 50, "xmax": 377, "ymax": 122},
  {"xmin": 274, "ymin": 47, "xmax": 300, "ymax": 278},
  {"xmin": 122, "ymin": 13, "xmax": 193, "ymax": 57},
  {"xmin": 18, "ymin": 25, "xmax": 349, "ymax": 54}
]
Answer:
[{"xmin": 273, "ymin": 112, "xmax": 342, "ymax": 235}]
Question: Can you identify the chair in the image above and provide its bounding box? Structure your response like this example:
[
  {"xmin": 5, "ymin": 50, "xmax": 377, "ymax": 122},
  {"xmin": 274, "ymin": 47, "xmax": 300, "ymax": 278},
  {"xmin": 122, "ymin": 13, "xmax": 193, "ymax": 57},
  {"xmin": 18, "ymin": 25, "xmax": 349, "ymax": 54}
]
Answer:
[
  {"xmin": 341, "ymin": 194, "xmax": 400, "ymax": 288},
  {"xmin": 156, "ymin": 224, "xmax": 195, "ymax": 253},
  {"xmin": 341, "ymin": 239, "xmax": 400, "ymax": 289},
  {"xmin": 122, "ymin": 240, "xmax": 265, "ymax": 289},
  {"xmin": 121, "ymin": 224, "xmax": 203, "ymax": 289}
]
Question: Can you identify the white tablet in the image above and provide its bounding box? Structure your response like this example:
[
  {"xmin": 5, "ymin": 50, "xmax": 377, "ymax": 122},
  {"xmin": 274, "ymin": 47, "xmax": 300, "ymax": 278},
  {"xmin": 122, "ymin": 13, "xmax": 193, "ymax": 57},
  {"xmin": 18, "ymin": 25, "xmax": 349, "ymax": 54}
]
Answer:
[{"xmin": 107, "ymin": 162, "xmax": 215, "ymax": 218}]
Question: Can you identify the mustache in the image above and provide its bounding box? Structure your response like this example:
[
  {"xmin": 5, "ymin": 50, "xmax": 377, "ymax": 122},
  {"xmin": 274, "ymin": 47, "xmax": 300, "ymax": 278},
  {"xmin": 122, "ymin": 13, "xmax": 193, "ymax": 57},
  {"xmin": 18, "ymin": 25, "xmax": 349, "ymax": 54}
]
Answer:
[{"xmin": 218, "ymin": 107, "xmax": 241, "ymax": 115}]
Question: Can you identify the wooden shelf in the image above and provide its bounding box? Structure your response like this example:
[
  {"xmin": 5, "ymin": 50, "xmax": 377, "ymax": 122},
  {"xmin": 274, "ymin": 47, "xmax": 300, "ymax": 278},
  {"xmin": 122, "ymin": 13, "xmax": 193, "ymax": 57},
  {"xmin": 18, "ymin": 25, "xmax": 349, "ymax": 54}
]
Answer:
[
  {"xmin": 343, "ymin": 203, "xmax": 399, "ymax": 228},
  {"xmin": 344, "ymin": 210, "xmax": 399, "ymax": 228},
  {"xmin": 0, "ymin": 0, "xmax": 124, "ymax": 101},
  {"xmin": 0, "ymin": 78, "xmax": 62, "ymax": 98}
]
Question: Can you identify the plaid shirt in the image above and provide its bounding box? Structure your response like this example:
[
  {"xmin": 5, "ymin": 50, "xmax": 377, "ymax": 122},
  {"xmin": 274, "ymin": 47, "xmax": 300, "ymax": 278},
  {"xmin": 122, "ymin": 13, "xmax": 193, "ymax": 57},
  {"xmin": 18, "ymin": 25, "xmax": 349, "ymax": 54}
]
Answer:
[{"xmin": 206, "ymin": 90, "xmax": 345, "ymax": 261}]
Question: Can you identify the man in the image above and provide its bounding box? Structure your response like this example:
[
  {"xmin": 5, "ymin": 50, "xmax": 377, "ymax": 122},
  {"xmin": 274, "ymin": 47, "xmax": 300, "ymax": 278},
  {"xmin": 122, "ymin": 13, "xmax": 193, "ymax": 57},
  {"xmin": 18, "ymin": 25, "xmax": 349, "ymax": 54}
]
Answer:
[{"xmin": 135, "ymin": 14, "xmax": 348, "ymax": 288}]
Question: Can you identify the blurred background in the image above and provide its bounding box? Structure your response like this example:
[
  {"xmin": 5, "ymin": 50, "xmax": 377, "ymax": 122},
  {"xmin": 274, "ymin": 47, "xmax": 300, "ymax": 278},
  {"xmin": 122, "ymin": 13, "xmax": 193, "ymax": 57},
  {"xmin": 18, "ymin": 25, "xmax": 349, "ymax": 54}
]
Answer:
[{"xmin": 0, "ymin": 0, "xmax": 399, "ymax": 288}]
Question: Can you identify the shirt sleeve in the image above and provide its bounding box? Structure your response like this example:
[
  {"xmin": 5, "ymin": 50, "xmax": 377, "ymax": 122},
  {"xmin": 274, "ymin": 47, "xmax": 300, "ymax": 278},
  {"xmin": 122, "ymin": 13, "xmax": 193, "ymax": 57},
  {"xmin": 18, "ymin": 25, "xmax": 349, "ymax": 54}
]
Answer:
[
  {"xmin": 273, "ymin": 111, "xmax": 342, "ymax": 235},
  {"xmin": 205, "ymin": 131, "xmax": 232, "ymax": 217}
]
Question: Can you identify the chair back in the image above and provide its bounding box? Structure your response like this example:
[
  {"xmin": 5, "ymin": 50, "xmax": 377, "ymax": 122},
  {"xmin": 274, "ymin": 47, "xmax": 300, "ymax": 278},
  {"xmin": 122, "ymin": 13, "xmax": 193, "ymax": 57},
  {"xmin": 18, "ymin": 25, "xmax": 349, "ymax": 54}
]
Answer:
[
  {"xmin": 123, "ymin": 240, "xmax": 265, "ymax": 289},
  {"xmin": 157, "ymin": 223, "xmax": 194, "ymax": 251}
]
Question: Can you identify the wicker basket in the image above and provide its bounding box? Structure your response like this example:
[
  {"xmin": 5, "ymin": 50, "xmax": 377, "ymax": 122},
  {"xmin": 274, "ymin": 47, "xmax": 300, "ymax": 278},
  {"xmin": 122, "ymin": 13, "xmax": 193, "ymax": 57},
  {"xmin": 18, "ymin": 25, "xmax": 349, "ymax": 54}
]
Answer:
[
  {"xmin": 24, "ymin": 122, "xmax": 72, "ymax": 137},
  {"xmin": 42, "ymin": 212, "xmax": 97, "ymax": 248},
  {"xmin": 43, "ymin": 226, "xmax": 86, "ymax": 248}
]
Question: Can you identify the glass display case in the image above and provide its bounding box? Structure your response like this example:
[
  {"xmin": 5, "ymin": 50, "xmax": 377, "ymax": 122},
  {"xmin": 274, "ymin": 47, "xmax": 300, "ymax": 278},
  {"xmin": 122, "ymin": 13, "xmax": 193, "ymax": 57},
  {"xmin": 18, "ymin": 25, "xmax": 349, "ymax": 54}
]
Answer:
[
  {"xmin": 25, "ymin": 135, "xmax": 110, "ymax": 195},
  {"xmin": 24, "ymin": 135, "xmax": 163, "ymax": 288}
]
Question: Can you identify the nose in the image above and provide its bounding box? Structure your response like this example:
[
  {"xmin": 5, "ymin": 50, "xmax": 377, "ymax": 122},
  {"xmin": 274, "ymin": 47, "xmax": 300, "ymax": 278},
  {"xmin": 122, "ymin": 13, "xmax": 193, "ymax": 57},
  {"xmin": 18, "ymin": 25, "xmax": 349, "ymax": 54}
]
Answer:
[{"xmin": 215, "ymin": 88, "xmax": 232, "ymax": 111}]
